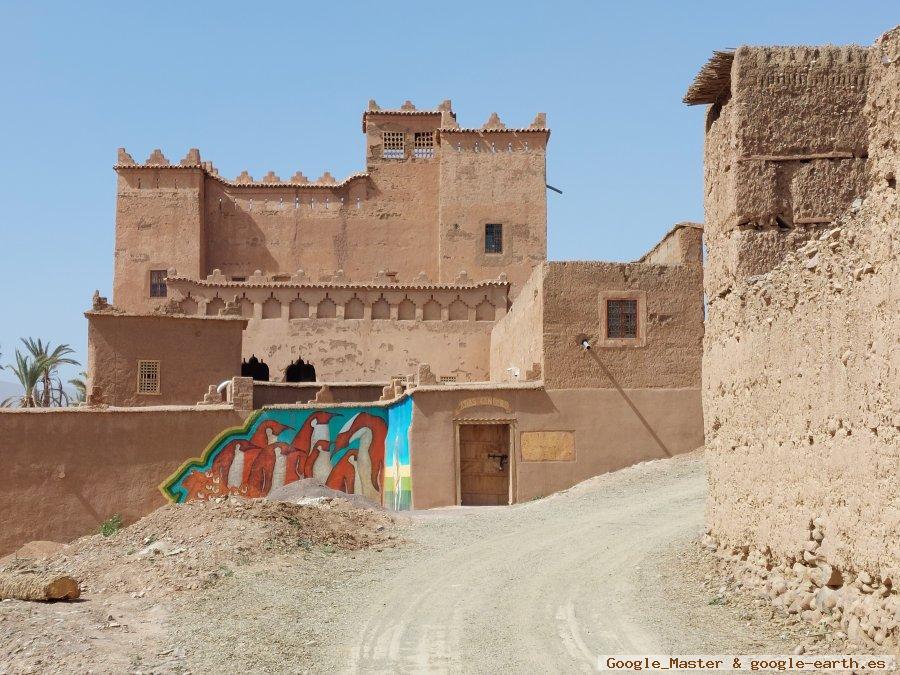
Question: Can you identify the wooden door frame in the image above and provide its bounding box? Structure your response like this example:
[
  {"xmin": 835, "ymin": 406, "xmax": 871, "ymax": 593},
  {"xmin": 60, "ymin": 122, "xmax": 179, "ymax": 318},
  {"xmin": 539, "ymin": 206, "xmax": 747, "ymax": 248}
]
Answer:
[{"xmin": 453, "ymin": 417, "xmax": 517, "ymax": 506}]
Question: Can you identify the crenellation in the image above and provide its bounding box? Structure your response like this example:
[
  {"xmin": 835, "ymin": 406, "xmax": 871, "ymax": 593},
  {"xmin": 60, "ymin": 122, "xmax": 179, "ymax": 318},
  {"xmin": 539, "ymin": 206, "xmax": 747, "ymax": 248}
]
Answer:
[
  {"xmin": 180, "ymin": 148, "xmax": 201, "ymax": 166},
  {"xmin": 145, "ymin": 148, "xmax": 170, "ymax": 165},
  {"xmin": 117, "ymin": 147, "xmax": 136, "ymax": 165}
]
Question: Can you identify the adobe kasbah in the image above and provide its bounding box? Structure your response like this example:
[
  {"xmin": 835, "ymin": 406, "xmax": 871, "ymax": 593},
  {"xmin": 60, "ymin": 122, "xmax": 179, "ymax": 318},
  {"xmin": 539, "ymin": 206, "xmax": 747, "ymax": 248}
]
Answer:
[
  {"xmin": 6, "ymin": 97, "xmax": 706, "ymax": 531},
  {"xmin": 0, "ymin": 20, "xmax": 897, "ymax": 671}
]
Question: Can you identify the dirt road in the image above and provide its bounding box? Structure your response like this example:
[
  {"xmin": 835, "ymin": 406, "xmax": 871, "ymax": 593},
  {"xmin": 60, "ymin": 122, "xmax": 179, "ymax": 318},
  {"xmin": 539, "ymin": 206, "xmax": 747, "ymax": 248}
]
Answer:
[
  {"xmin": 167, "ymin": 452, "xmax": 805, "ymax": 673},
  {"xmin": 348, "ymin": 455, "xmax": 704, "ymax": 673},
  {"xmin": 6, "ymin": 452, "xmax": 816, "ymax": 673}
]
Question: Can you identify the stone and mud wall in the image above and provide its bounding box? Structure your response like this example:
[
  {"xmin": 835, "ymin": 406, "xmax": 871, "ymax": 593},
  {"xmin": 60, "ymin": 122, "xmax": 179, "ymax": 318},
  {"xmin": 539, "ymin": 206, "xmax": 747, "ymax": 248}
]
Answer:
[
  {"xmin": 702, "ymin": 44, "xmax": 871, "ymax": 297},
  {"xmin": 702, "ymin": 28, "xmax": 900, "ymax": 650}
]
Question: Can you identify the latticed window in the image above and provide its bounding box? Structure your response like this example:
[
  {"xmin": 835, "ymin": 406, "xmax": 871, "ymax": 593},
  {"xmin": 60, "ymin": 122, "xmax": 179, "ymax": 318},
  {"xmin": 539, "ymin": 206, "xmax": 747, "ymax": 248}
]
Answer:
[
  {"xmin": 606, "ymin": 299, "xmax": 638, "ymax": 339},
  {"xmin": 440, "ymin": 375, "xmax": 457, "ymax": 383},
  {"xmin": 382, "ymin": 132, "xmax": 405, "ymax": 159},
  {"xmin": 149, "ymin": 270, "xmax": 167, "ymax": 297},
  {"xmin": 485, "ymin": 223, "xmax": 503, "ymax": 254},
  {"xmin": 413, "ymin": 132, "xmax": 435, "ymax": 158},
  {"xmin": 137, "ymin": 360, "xmax": 160, "ymax": 394}
]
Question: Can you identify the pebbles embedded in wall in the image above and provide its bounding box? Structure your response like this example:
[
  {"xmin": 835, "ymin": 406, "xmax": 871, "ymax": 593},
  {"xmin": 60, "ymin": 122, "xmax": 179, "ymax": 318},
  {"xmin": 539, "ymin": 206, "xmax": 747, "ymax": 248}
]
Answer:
[{"xmin": 702, "ymin": 525, "xmax": 899, "ymax": 651}]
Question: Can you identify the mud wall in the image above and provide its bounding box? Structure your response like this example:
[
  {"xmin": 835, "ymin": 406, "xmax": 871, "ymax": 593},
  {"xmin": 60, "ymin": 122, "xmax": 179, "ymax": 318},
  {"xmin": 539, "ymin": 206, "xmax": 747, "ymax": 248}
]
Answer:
[
  {"xmin": 253, "ymin": 382, "xmax": 386, "ymax": 407},
  {"xmin": 703, "ymin": 45, "xmax": 871, "ymax": 297},
  {"xmin": 408, "ymin": 384, "xmax": 702, "ymax": 508},
  {"xmin": 113, "ymin": 104, "xmax": 549, "ymax": 314},
  {"xmin": 166, "ymin": 277, "xmax": 507, "ymax": 383},
  {"xmin": 87, "ymin": 312, "xmax": 246, "ymax": 407},
  {"xmin": 541, "ymin": 260, "xmax": 703, "ymax": 390},
  {"xmin": 0, "ymin": 406, "xmax": 245, "ymax": 555},
  {"xmin": 704, "ymin": 29, "xmax": 899, "ymax": 590},
  {"xmin": 437, "ymin": 129, "xmax": 548, "ymax": 295},
  {"xmin": 490, "ymin": 264, "xmax": 544, "ymax": 381},
  {"xmin": 240, "ymin": 315, "xmax": 493, "ymax": 383}
]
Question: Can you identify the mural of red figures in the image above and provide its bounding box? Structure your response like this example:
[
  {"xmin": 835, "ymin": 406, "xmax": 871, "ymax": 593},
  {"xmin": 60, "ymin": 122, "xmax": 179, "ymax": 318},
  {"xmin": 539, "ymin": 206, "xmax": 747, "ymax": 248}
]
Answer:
[{"xmin": 160, "ymin": 399, "xmax": 413, "ymax": 510}]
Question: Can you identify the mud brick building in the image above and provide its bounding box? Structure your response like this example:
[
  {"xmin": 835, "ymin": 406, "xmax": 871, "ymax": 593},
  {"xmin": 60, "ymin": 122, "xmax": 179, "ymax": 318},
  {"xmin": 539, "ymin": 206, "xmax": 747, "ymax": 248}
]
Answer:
[{"xmin": 1, "ymin": 99, "xmax": 705, "ymax": 553}]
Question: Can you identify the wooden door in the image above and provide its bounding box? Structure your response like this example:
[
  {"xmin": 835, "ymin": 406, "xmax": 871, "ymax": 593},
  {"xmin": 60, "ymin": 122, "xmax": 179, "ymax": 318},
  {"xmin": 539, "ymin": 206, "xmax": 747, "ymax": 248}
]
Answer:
[{"xmin": 459, "ymin": 424, "xmax": 510, "ymax": 506}]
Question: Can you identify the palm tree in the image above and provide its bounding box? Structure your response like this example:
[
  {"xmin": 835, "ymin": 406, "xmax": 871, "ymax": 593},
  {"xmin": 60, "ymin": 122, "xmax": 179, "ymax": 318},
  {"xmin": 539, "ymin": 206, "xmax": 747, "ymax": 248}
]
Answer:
[
  {"xmin": 3, "ymin": 350, "xmax": 49, "ymax": 408},
  {"xmin": 69, "ymin": 370, "xmax": 88, "ymax": 404},
  {"xmin": 21, "ymin": 338, "xmax": 79, "ymax": 407}
]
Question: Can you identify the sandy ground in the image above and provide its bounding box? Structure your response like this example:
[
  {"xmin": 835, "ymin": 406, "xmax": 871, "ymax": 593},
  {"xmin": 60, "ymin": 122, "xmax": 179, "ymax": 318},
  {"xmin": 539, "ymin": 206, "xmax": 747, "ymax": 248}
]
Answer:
[{"xmin": 1, "ymin": 452, "xmax": 861, "ymax": 673}]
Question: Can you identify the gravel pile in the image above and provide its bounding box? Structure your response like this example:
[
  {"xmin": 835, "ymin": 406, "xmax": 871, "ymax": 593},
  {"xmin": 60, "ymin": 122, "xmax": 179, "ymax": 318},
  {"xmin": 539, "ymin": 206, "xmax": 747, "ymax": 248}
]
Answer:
[{"xmin": 2, "ymin": 495, "xmax": 396, "ymax": 598}]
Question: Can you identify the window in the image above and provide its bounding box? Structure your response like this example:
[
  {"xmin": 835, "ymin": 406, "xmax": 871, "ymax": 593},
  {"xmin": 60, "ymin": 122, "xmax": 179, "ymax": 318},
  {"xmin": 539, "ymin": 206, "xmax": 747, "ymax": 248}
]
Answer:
[
  {"xmin": 382, "ymin": 131, "xmax": 405, "ymax": 159},
  {"xmin": 149, "ymin": 270, "xmax": 167, "ymax": 298},
  {"xmin": 606, "ymin": 299, "xmax": 638, "ymax": 339},
  {"xmin": 440, "ymin": 375, "xmax": 457, "ymax": 384},
  {"xmin": 231, "ymin": 276, "xmax": 246, "ymax": 282},
  {"xmin": 414, "ymin": 132, "xmax": 435, "ymax": 158},
  {"xmin": 485, "ymin": 223, "xmax": 503, "ymax": 254},
  {"xmin": 137, "ymin": 360, "xmax": 160, "ymax": 394}
]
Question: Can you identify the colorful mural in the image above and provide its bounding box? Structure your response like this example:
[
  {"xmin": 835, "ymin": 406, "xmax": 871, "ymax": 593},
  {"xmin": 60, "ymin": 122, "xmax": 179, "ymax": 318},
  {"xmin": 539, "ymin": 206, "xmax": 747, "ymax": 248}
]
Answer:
[{"xmin": 160, "ymin": 397, "xmax": 413, "ymax": 510}]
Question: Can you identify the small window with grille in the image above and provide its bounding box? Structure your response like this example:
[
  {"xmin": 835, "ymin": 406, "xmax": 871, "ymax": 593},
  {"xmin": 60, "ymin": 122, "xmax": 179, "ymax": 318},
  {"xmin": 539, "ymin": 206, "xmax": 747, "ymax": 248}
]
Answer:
[
  {"xmin": 413, "ymin": 132, "xmax": 435, "ymax": 158},
  {"xmin": 149, "ymin": 270, "xmax": 167, "ymax": 298},
  {"xmin": 606, "ymin": 299, "xmax": 638, "ymax": 339},
  {"xmin": 485, "ymin": 223, "xmax": 503, "ymax": 254},
  {"xmin": 440, "ymin": 375, "xmax": 457, "ymax": 384},
  {"xmin": 137, "ymin": 360, "xmax": 160, "ymax": 394},
  {"xmin": 382, "ymin": 131, "xmax": 405, "ymax": 159}
]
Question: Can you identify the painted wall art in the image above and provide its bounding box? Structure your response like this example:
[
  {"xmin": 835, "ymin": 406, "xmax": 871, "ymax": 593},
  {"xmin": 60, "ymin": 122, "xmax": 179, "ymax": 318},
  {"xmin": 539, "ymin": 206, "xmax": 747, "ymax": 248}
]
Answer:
[{"xmin": 160, "ymin": 397, "xmax": 413, "ymax": 510}]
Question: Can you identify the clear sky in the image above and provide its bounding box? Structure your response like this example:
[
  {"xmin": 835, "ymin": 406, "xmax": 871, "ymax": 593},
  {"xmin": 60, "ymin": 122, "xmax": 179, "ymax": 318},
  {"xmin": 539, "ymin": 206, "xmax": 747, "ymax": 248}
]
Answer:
[{"xmin": 0, "ymin": 1, "xmax": 896, "ymax": 381}]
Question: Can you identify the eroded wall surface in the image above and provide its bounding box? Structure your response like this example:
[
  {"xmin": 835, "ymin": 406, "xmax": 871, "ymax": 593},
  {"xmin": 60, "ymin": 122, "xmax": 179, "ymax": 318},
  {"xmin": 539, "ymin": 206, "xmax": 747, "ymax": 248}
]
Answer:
[
  {"xmin": 0, "ymin": 406, "xmax": 245, "ymax": 555},
  {"xmin": 703, "ymin": 28, "xmax": 899, "ymax": 598},
  {"xmin": 703, "ymin": 45, "xmax": 871, "ymax": 297}
]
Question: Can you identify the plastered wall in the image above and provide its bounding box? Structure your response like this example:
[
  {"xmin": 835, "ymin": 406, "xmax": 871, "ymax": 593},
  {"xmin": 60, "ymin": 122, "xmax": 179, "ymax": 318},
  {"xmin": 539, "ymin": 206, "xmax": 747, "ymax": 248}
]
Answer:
[
  {"xmin": 241, "ymin": 316, "xmax": 492, "ymax": 382},
  {"xmin": 167, "ymin": 278, "xmax": 507, "ymax": 382},
  {"xmin": 407, "ymin": 385, "xmax": 703, "ymax": 508},
  {"xmin": 160, "ymin": 398, "xmax": 414, "ymax": 511},
  {"xmin": 490, "ymin": 231, "xmax": 704, "ymax": 389},
  {"xmin": 0, "ymin": 406, "xmax": 245, "ymax": 555},
  {"xmin": 438, "ymin": 130, "xmax": 548, "ymax": 295},
  {"xmin": 490, "ymin": 264, "xmax": 544, "ymax": 381},
  {"xmin": 540, "ymin": 259, "xmax": 703, "ymax": 390},
  {"xmin": 703, "ymin": 29, "xmax": 900, "ymax": 580},
  {"xmin": 87, "ymin": 312, "xmax": 246, "ymax": 407}
]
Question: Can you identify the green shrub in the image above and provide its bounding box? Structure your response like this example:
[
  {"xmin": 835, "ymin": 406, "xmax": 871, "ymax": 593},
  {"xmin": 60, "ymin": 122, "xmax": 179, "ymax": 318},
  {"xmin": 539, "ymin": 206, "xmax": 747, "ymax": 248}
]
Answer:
[{"xmin": 99, "ymin": 514, "xmax": 123, "ymax": 537}]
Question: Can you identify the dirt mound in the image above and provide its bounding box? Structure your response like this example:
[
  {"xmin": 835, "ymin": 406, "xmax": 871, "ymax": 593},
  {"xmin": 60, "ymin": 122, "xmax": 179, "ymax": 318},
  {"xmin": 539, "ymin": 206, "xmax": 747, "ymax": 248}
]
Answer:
[
  {"xmin": 266, "ymin": 477, "xmax": 384, "ymax": 511},
  {"xmin": 2, "ymin": 496, "xmax": 395, "ymax": 597}
]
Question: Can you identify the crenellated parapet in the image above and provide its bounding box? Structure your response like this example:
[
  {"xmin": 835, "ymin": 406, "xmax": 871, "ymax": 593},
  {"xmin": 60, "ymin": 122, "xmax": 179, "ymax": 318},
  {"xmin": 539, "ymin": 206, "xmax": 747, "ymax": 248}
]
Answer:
[
  {"xmin": 113, "ymin": 97, "xmax": 549, "ymax": 314},
  {"xmin": 115, "ymin": 146, "xmax": 369, "ymax": 190}
]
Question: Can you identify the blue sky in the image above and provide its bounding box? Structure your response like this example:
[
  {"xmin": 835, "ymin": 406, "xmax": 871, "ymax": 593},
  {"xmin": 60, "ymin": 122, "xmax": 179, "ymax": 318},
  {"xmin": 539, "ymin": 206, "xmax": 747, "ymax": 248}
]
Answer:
[{"xmin": 0, "ymin": 1, "xmax": 896, "ymax": 381}]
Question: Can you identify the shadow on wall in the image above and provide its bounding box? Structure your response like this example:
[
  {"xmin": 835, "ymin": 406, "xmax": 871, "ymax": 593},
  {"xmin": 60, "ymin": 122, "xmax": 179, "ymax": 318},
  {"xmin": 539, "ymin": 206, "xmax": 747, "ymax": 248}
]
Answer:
[
  {"xmin": 159, "ymin": 397, "xmax": 413, "ymax": 510},
  {"xmin": 584, "ymin": 346, "xmax": 672, "ymax": 458}
]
